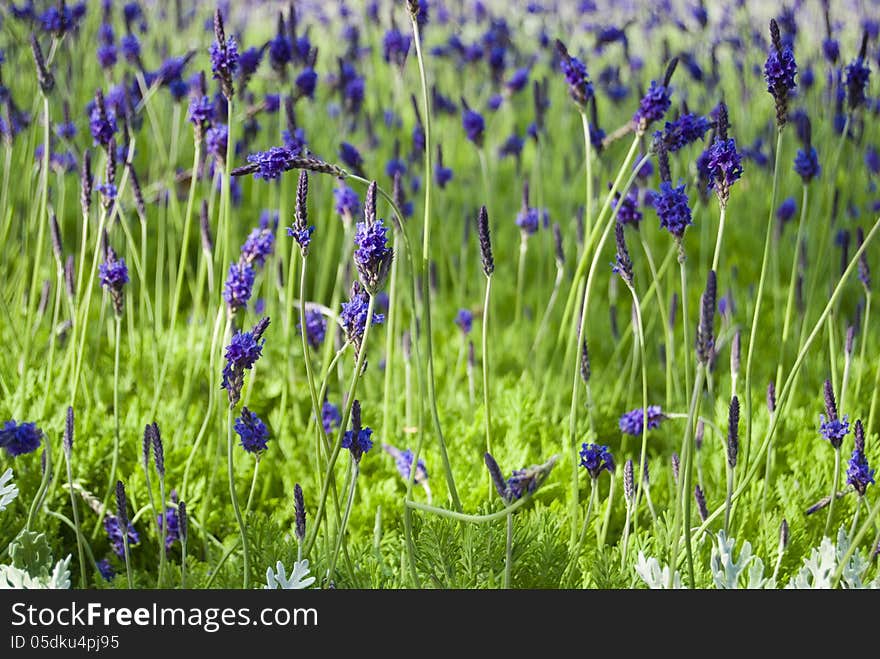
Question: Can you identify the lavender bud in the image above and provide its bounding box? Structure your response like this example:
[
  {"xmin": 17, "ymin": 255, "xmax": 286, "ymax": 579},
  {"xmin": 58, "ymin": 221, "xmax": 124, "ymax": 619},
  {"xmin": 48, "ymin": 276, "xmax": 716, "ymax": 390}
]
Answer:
[
  {"xmin": 199, "ymin": 200, "xmax": 213, "ymax": 255},
  {"xmin": 128, "ymin": 162, "xmax": 146, "ymax": 219},
  {"xmin": 178, "ymin": 501, "xmax": 188, "ymax": 544},
  {"xmin": 142, "ymin": 425, "xmax": 152, "ymax": 472},
  {"xmin": 696, "ymin": 270, "xmax": 717, "ymax": 364},
  {"xmin": 854, "ymin": 418, "xmax": 865, "ymax": 453},
  {"xmin": 730, "ymin": 329, "xmax": 741, "ymax": 380},
  {"xmin": 856, "ymin": 227, "xmax": 871, "ymax": 290},
  {"xmin": 81, "ymin": 150, "xmax": 93, "ymax": 217},
  {"xmin": 580, "ymin": 339, "xmax": 591, "ymax": 384},
  {"xmin": 30, "ymin": 34, "xmax": 54, "ymax": 94},
  {"xmin": 477, "ymin": 205, "xmax": 494, "ymax": 277},
  {"xmin": 49, "ymin": 213, "xmax": 63, "ymax": 264},
  {"xmin": 115, "ymin": 480, "xmax": 129, "ymax": 530},
  {"xmin": 669, "ymin": 292, "xmax": 678, "ymax": 329},
  {"xmin": 779, "ymin": 518, "xmax": 789, "ymax": 550},
  {"xmin": 845, "ymin": 326, "xmax": 855, "ymax": 355},
  {"xmin": 553, "ymin": 222, "xmax": 565, "ymax": 266},
  {"xmin": 695, "ymin": 419, "xmax": 705, "ymax": 451},
  {"xmin": 694, "ymin": 484, "xmax": 709, "ymax": 521},
  {"xmin": 671, "ymin": 452, "xmax": 680, "ymax": 483},
  {"xmin": 823, "ymin": 378, "xmax": 838, "ymax": 421},
  {"xmin": 484, "ymin": 452, "xmax": 508, "ymax": 502},
  {"xmin": 37, "ymin": 280, "xmax": 51, "ymax": 318},
  {"xmin": 468, "ymin": 340, "xmax": 475, "ymax": 369},
  {"xmin": 294, "ymin": 483, "xmax": 306, "ymax": 542},
  {"xmin": 65, "ymin": 255, "xmax": 75, "ymax": 300},
  {"xmin": 767, "ymin": 380, "xmax": 777, "ymax": 414},
  {"xmin": 727, "ymin": 395, "xmax": 740, "ymax": 468},
  {"xmin": 63, "ymin": 406, "xmax": 74, "ymax": 457},
  {"xmin": 624, "ymin": 459, "xmax": 634, "ymax": 502},
  {"xmin": 402, "ymin": 330, "xmax": 412, "ymax": 362},
  {"xmin": 151, "ymin": 422, "xmax": 164, "ymax": 478},
  {"xmin": 613, "ymin": 222, "xmax": 634, "ymax": 288}
]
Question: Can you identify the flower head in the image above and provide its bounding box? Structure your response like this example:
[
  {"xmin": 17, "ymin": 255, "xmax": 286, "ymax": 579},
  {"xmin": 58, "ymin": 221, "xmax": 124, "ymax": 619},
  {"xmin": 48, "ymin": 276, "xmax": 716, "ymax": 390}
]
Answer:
[
  {"xmin": 211, "ymin": 11, "xmax": 238, "ymax": 99},
  {"xmin": 342, "ymin": 400, "xmax": 373, "ymax": 462},
  {"xmin": 455, "ymin": 309, "xmax": 473, "ymax": 335},
  {"xmin": 613, "ymin": 186, "xmax": 642, "ymax": 227},
  {"xmin": 654, "ymin": 181, "xmax": 692, "ymax": 238},
  {"xmin": 103, "ymin": 515, "xmax": 139, "ymax": 558},
  {"xmin": 847, "ymin": 420, "xmax": 875, "ymax": 496},
  {"xmin": 633, "ymin": 59, "xmax": 677, "ymax": 133},
  {"xmin": 340, "ymin": 281, "xmax": 384, "ymax": 347},
  {"xmin": 354, "ymin": 187, "xmax": 393, "ymax": 294},
  {"xmin": 298, "ymin": 308, "xmax": 327, "ymax": 350},
  {"xmin": 99, "ymin": 247, "xmax": 128, "ymax": 316},
  {"xmin": 660, "ymin": 113, "xmax": 710, "ymax": 152},
  {"xmin": 222, "ymin": 261, "xmax": 255, "ymax": 312},
  {"xmin": 235, "ymin": 407, "xmax": 270, "ymax": 454},
  {"xmin": 384, "ymin": 444, "xmax": 428, "ymax": 485},
  {"xmin": 819, "ymin": 378, "xmax": 849, "ymax": 449},
  {"xmin": 0, "ymin": 421, "xmax": 43, "ymax": 457},
  {"xmin": 845, "ymin": 33, "xmax": 871, "ymax": 111},
  {"xmin": 462, "ymin": 104, "xmax": 485, "ymax": 146},
  {"xmin": 619, "ymin": 406, "xmax": 665, "ymax": 436},
  {"xmin": 334, "ymin": 182, "xmax": 361, "ymax": 221},
  {"xmin": 245, "ymin": 146, "xmax": 295, "ymax": 181},
  {"xmin": 579, "ymin": 443, "xmax": 615, "ymax": 479},
  {"xmin": 485, "ymin": 453, "xmax": 558, "ymax": 504},
  {"xmin": 221, "ymin": 318, "xmax": 269, "ymax": 407},
  {"xmin": 764, "ymin": 19, "xmax": 797, "ymax": 126},
  {"xmin": 321, "ymin": 400, "xmax": 341, "ymax": 435},
  {"xmin": 555, "ymin": 39, "xmax": 593, "ymax": 107},
  {"xmin": 241, "ymin": 227, "xmax": 275, "ymax": 268},
  {"xmin": 794, "ymin": 146, "xmax": 820, "ymax": 183}
]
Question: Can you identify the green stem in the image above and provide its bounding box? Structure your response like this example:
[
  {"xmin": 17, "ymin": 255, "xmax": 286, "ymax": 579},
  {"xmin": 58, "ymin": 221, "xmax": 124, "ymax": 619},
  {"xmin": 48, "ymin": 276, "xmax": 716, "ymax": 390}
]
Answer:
[
  {"xmin": 515, "ymin": 233, "xmax": 527, "ymax": 323},
  {"xmin": 825, "ymin": 447, "xmax": 841, "ymax": 538},
  {"xmin": 93, "ymin": 316, "xmax": 123, "ymax": 538},
  {"xmin": 504, "ymin": 512, "xmax": 514, "ymax": 589},
  {"xmin": 227, "ymin": 408, "xmax": 249, "ymax": 589},
  {"xmin": 64, "ymin": 452, "xmax": 87, "ymax": 588},
  {"xmin": 482, "ymin": 274, "xmax": 493, "ymax": 472},
  {"xmin": 327, "ymin": 459, "xmax": 359, "ymax": 584},
  {"xmin": 245, "ymin": 457, "xmax": 260, "ymax": 518},
  {"xmin": 577, "ymin": 478, "xmax": 598, "ymax": 546},
  {"xmin": 775, "ymin": 184, "xmax": 809, "ymax": 389},
  {"xmin": 25, "ymin": 434, "xmax": 52, "ymax": 532},
  {"xmin": 744, "ymin": 131, "xmax": 784, "ymax": 468}
]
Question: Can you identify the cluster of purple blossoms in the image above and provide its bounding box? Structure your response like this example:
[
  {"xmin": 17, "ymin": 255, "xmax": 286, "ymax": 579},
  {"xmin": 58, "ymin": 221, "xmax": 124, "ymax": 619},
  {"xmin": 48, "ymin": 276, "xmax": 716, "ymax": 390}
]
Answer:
[
  {"xmin": 844, "ymin": 34, "xmax": 871, "ymax": 111},
  {"xmin": 342, "ymin": 400, "xmax": 373, "ymax": 462},
  {"xmin": 383, "ymin": 28, "xmax": 411, "ymax": 66},
  {"xmin": 705, "ymin": 137, "xmax": 744, "ymax": 206},
  {"xmin": 764, "ymin": 19, "xmax": 797, "ymax": 126},
  {"xmin": 659, "ymin": 113, "xmax": 710, "ymax": 152},
  {"xmin": 222, "ymin": 261, "xmax": 256, "ymax": 312},
  {"xmin": 633, "ymin": 78, "xmax": 673, "ymax": 133},
  {"xmin": 654, "ymin": 181, "xmax": 692, "ymax": 238},
  {"xmin": 295, "ymin": 67, "xmax": 318, "ymax": 99},
  {"xmin": 234, "ymin": 407, "xmax": 270, "ymax": 454},
  {"xmin": 99, "ymin": 248, "xmax": 129, "ymax": 317},
  {"xmin": 0, "ymin": 420, "xmax": 43, "ymax": 457},
  {"xmin": 354, "ymin": 218, "xmax": 393, "ymax": 294},
  {"xmin": 384, "ymin": 444, "xmax": 428, "ymax": 485},
  {"xmin": 794, "ymin": 146, "xmax": 821, "ymax": 183},
  {"xmin": 435, "ymin": 145, "xmax": 453, "ymax": 188},
  {"xmin": 819, "ymin": 379, "xmax": 849, "ymax": 449},
  {"xmin": 245, "ymin": 145, "xmax": 297, "ymax": 181},
  {"xmin": 321, "ymin": 400, "xmax": 342, "ymax": 435},
  {"xmin": 103, "ymin": 515, "xmax": 140, "ymax": 558},
  {"xmin": 340, "ymin": 282, "xmax": 385, "ymax": 347},
  {"xmin": 221, "ymin": 318, "xmax": 269, "ymax": 408},
  {"xmin": 485, "ymin": 453, "xmax": 557, "ymax": 504},
  {"xmin": 847, "ymin": 421, "xmax": 875, "ymax": 496},
  {"xmin": 334, "ymin": 181, "xmax": 361, "ymax": 220},
  {"xmin": 619, "ymin": 405, "xmax": 665, "ymax": 436},
  {"xmin": 555, "ymin": 39, "xmax": 593, "ymax": 107},
  {"xmin": 461, "ymin": 103, "xmax": 485, "ymax": 146},
  {"xmin": 579, "ymin": 443, "xmax": 615, "ymax": 480},
  {"xmin": 299, "ymin": 309, "xmax": 327, "ymax": 349},
  {"xmin": 612, "ymin": 187, "xmax": 642, "ymax": 227},
  {"xmin": 241, "ymin": 227, "xmax": 275, "ymax": 268},
  {"xmin": 455, "ymin": 309, "xmax": 473, "ymax": 335}
]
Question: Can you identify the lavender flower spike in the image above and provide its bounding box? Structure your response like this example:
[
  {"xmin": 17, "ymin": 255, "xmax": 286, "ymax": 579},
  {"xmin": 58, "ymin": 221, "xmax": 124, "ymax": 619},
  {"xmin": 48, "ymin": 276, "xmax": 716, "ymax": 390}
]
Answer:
[
  {"xmin": 847, "ymin": 420, "xmax": 875, "ymax": 496},
  {"xmin": 477, "ymin": 205, "xmax": 494, "ymax": 277},
  {"xmin": 353, "ymin": 182, "xmax": 393, "ymax": 294},
  {"xmin": 819, "ymin": 378, "xmax": 849, "ymax": 449},
  {"xmin": 294, "ymin": 483, "xmax": 306, "ymax": 542},
  {"xmin": 764, "ymin": 18, "xmax": 797, "ymax": 127},
  {"xmin": 288, "ymin": 170, "xmax": 315, "ymax": 254}
]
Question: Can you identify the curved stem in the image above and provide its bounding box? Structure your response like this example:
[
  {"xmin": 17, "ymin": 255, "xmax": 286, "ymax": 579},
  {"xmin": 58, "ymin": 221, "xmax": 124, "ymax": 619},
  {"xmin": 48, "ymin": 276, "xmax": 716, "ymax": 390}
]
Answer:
[
  {"xmin": 825, "ymin": 447, "xmax": 841, "ymax": 537},
  {"xmin": 244, "ymin": 457, "xmax": 260, "ymax": 518},
  {"xmin": 94, "ymin": 316, "xmax": 123, "ymax": 538},
  {"xmin": 327, "ymin": 459, "xmax": 359, "ymax": 584}
]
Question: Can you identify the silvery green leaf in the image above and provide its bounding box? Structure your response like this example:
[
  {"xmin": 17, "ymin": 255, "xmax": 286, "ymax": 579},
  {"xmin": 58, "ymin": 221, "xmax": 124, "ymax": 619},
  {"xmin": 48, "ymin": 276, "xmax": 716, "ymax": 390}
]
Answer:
[
  {"xmin": 785, "ymin": 527, "xmax": 877, "ymax": 589},
  {"xmin": 0, "ymin": 468, "xmax": 18, "ymax": 513},
  {"xmin": 0, "ymin": 556, "xmax": 71, "ymax": 589},
  {"xmin": 635, "ymin": 552, "xmax": 682, "ymax": 589},
  {"xmin": 747, "ymin": 557, "xmax": 772, "ymax": 589},
  {"xmin": 264, "ymin": 559, "xmax": 316, "ymax": 589},
  {"xmin": 710, "ymin": 531, "xmax": 755, "ymax": 589}
]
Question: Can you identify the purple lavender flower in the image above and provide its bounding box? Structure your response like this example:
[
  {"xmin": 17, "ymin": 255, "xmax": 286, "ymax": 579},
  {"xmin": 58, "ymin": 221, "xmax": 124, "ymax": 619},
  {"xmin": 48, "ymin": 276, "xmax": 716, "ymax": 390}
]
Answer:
[
  {"xmin": 776, "ymin": 197, "xmax": 797, "ymax": 225},
  {"xmin": 103, "ymin": 515, "xmax": 140, "ymax": 558},
  {"xmin": 654, "ymin": 181, "xmax": 692, "ymax": 238},
  {"xmin": 354, "ymin": 197, "xmax": 393, "ymax": 293},
  {"xmin": 340, "ymin": 282, "xmax": 384, "ymax": 346},
  {"xmin": 89, "ymin": 96, "xmax": 117, "ymax": 149},
  {"xmin": 384, "ymin": 444, "xmax": 428, "ymax": 485},
  {"xmin": 338, "ymin": 142, "xmax": 364, "ymax": 175},
  {"xmin": 435, "ymin": 145, "xmax": 453, "ymax": 188},
  {"xmin": 819, "ymin": 379, "xmax": 849, "ymax": 449},
  {"xmin": 211, "ymin": 11, "xmax": 238, "ymax": 100},
  {"xmin": 844, "ymin": 33, "xmax": 871, "ymax": 111},
  {"xmin": 96, "ymin": 559, "xmax": 115, "ymax": 582},
  {"xmin": 295, "ymin": 67, "xmax": 318, "ymax": 99},
  {"xmin": 321, "ymin": 400, "xmax": 341, "ymax": 435},
  {"xmin": 659, "ymin": 113, "xmax": 710, "ymax": 152},
  {"xmin": 705, "ymin": 137, "xmax": 743, "ymax": 206},
  {"xmin": 383, "ymin": 28, "xmax": 411, "ymax": 66},
  {"xmin": 619, "ymin": 406, "xmax": 665, "ymax": 436},
  {"xmin": 293, "ymin": 483, "xmax": 306, "ymax": 542},
  {"xmin": 234, "ymin": 407, "xmax": 270, "ymax": 454},
  {"xmin": 632, "ymin": 60, "xmax": 677, "ymax": 133},
  {"xmin": 794, "ymin": 146, "xmax": 820, "ymax": 183},
  {"xmin": 847, "ymin": 420, "xmax": 875, "ymax": 496},
  {"xmin": 99, "ymin": 250, "xmax": 128, "ymax": 316},
  {"xmin": 241, "ymin": 228, "xmax": 275, "ymax": 268},
  {"xmin": 555, "ymin": 39, "xmax": 593, "ymax": 107},
  {"xmin": 298, "ymin": 309, "xmax": 327, "ymax": 349},
  {"xmin": 579, "ymin": 443, "xmax": 615, "ymax": 479},
  {"xmin": 157, "ymin": 495, "xmax": 182, "ymax": 552},
  {"xmin": 764, "ymin": 19, "xmax": 797, "ymax": 126},
  {"xmin": 221, "ymin": 318, "xmax": 269, "ymax": 408},
  {"xmin": 334, "ymin": 181, "xmax": 361, "ymax": 220},
  {"xmin": 187, "ymin": 95, "xmax": 214, "ymax": 127},
  {"xmin": 461, "ymin": 103, "xmax": 485, "ymax": 147},
  {"xmin": 205, "ymin": 124, "xmax": 228, "ymax": 161},
  {"xmin": 455, "ymin": 309, "xmax": 473, "ymax": 335},
  {"xmin": 342, "ymin": 400, "xmax": 373, "ymax": 462},
  {"xmin": 245, "ymin": 146, "xmax": 295, "ymax": 181},
  {"xmin": 0, "ymin": 420, "xmax": 43, "ymax": 457},
  {"xmin": 612, "ymin": 186, "xmax": 642, "ymax": 227},
  {"xmin": 222, "ymin": 261, "xmax": 255, "ymax": 312}
]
